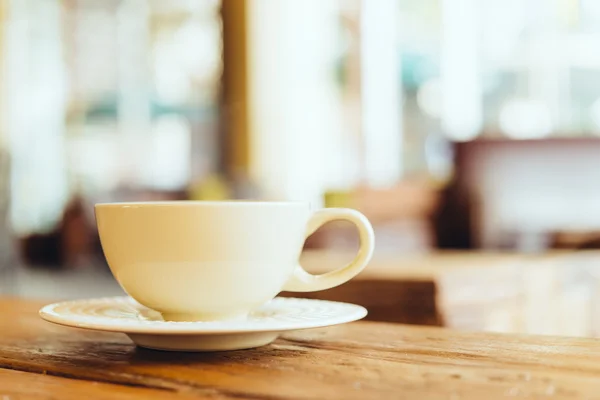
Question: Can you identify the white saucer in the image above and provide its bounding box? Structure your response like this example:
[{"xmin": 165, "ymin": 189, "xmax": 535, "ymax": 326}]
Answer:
[{"xmin": 39, "ymin": 296, "xmax": 367, "ymax": 352}]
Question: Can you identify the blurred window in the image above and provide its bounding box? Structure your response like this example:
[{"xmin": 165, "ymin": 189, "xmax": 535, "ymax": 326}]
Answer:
[
  {"xmin": 3, "ymin": 0, "xmax": 222, "ymax": 234},
  {"xmin": 399, "ymin": 0, "xmax": 600, "ymax": 143}
]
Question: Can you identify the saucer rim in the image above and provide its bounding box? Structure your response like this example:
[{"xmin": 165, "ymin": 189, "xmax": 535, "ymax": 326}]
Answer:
[{"xmin": 39, "ymin": 296, "xmax": 368, "ymax": 335}]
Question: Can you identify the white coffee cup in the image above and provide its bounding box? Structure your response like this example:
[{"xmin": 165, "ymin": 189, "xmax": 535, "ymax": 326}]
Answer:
[{"xmin": 95, "ymin": 201, "xmax": 374, "ymax": 322}]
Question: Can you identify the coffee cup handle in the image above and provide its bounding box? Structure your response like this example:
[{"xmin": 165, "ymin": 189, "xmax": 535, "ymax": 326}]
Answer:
[{"xmin": 283, "ymin": 208, "xmax": 375, "ymax": 292}]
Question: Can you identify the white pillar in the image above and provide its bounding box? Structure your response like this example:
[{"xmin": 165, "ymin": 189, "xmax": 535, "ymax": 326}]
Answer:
[
  {"xmin": 440, "ymin": 0, "xmax": 483, "ymax": 141},
  {"xmin": 3, "ymin": 0, "xmax": 68, "ymax": 234},
  {"xmin": 116, "ymin": 0, "xmax": 151, "ymax": 186},
  {"xmin": 246, "ymin": 0, "xmax": 342, "ymax": 204},
  {"xmin": 359, "ymin": 0, "xmax": 403, "ymax": 186}
]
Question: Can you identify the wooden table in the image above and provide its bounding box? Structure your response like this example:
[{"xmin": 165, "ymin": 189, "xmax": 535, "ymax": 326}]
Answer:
[
  {"xmin": 3, "ymin": 297, "xmax": 600, "ymax": 399},
  {"xmin": 290, "ymin": 250, "xmax": 538, "ymax": 330},
  {"xmin": 291, "ymin": 250, "xmax": 600, "ymax": 337}
]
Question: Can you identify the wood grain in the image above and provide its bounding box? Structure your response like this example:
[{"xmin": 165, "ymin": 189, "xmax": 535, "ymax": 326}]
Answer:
[
  {"xmin": 0, "ymin": 369, "xmax": 202, "ymax": 400},
  {"xmin": 3, "ymin": 297, "xmax": 600, "ymax": 399}
]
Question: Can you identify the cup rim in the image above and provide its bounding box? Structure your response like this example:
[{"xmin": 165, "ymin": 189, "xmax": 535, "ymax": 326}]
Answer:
[{"xmin": 94, "ymin": 200, "xmax": 309, "ymax": 208}]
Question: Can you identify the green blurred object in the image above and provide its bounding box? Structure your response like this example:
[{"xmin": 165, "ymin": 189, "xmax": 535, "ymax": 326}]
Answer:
[
  {"xmin": 323, "ymin": 190, "xmax": 353, "ymax": 208},
  {"xmin": 188, "ymin": 175, "xmax": 232, "ymax": 201},
  {"xmin": 401, "ymin": 51, "xmax": 438, "ymax": 92},
  {"xmin": 80, "ymin": 96, "xmax": 216, "ymax": 122}
]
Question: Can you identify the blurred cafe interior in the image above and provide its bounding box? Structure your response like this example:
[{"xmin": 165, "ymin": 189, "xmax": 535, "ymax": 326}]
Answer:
[{"xmin": 3, "ymin": 0, "xmax": 600, "ymax": 337}]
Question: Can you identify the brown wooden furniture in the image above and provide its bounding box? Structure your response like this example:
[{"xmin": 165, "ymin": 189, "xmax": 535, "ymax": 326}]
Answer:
[
  {"xmin": 289, "ymin": 249, "xmax": 600, "ymax": 337},
  {"xmin": 3, "ymin": 297, "xmax": 600, "ymax": 398},
  {"xmin": 307, "ymin": 183, "xmax": 441, "ymax": 253},
  {"xmin": 288, "ymin": 250, "xmax": 525, "ymax": 328}
]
